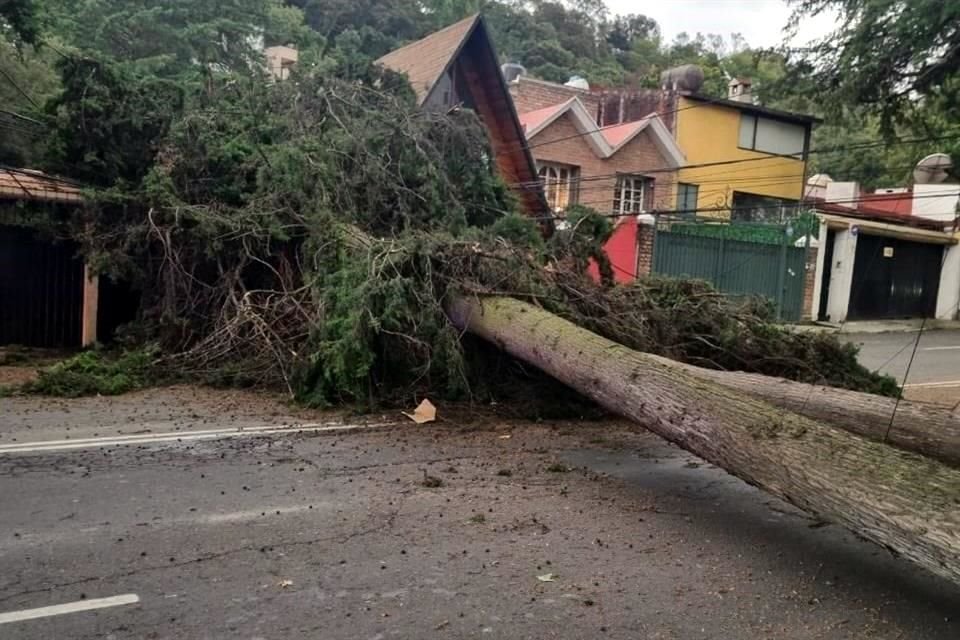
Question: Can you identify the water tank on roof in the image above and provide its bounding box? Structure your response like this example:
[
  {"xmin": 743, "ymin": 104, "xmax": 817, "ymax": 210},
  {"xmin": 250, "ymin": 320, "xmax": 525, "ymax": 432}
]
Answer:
[
  {"xmin": 565, "ymin": 75, "xmax": 590, "ymax": 90},
  {"xmin": 501, "ymin": 63, "xmax": 526, "ymax": 83},
  {"xmin": 660, "ymin": 65, "xmax": 704, "ymax": 93}
]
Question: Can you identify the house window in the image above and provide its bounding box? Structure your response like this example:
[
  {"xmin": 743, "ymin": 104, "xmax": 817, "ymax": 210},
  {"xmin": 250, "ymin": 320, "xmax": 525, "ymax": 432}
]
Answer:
[
  {"xmin": 731, "ymin": 191, "xmax": 799, "ymax": 223},
  {"xmin": 738, "ymin": 113, "xmax": 805, "ymax": 156},
  {"xmin": 677, "ymin": 183, "xmax": 699, "ymax": 214},
  {"xmin": 613, "ymin": 175, "xmax": 651, "ymax": 215},
  {"xmin": 538, "ymin": 163, "xmax": 579, "ymax": 212}
]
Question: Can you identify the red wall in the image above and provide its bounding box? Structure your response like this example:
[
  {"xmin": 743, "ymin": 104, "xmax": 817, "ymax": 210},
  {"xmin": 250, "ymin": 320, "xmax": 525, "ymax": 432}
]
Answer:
[{"xmin": 588, "ymin": 217, "xmax": 638, "ymax": 283}]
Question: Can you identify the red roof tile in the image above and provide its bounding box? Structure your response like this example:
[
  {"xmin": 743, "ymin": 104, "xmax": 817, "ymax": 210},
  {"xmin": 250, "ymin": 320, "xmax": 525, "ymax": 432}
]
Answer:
[{"xmin": 0, "ymin": 169, "xmax": 81, "ymax": 203}]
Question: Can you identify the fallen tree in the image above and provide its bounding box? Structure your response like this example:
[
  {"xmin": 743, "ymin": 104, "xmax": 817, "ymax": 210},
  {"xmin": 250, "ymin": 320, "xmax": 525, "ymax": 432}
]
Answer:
[
  {"xmin": 660, "ymin": 357, "xmax": 960, "ymax": 467},
  {"xmin": 447, "ymin": 295, "xmax": 960, "ymax": 585},
  {"xmin": 43, "ymin": 57, "xmax": 960, "ymax": 586}
]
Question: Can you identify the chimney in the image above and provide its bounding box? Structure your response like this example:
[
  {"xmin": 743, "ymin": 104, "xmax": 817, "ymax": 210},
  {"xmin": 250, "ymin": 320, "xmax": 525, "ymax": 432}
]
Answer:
[{"xmin": 728, "ymin": 77, "xmax": 752, "ymax": 103}]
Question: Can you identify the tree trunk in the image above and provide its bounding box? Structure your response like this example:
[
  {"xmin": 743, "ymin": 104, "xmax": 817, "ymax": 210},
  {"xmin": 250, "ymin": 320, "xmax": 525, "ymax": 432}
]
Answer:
[
  {"xmin": 657, "ymin": 357, "xmax": 960, "ymax": 467},
  {"xmin": 446, "ymin": 295, "xmax": 960, "ymax": 585}
]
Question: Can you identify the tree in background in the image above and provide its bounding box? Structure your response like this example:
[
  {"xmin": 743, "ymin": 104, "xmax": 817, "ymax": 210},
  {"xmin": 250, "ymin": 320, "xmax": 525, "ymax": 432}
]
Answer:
[{"xmin": 790, "ymin": 0, "xmax": 960, "ymax": 186}]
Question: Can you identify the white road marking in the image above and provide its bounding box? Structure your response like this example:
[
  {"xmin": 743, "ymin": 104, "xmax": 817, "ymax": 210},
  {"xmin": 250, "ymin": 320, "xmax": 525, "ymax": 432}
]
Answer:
[
  {"xmin": 903, "ymin": 380, "xmax": 960, "ymax": 388},
  {"xmin": 0, "ymin": 421, "xmax": 395, "ymax": 455},
  {"xmin": 922, "ymin": 345, "xmax": 960, "ymax": 351},
  {"xmin": 0, "ymin": 594, "xmax": 140, "ymax": 625}
]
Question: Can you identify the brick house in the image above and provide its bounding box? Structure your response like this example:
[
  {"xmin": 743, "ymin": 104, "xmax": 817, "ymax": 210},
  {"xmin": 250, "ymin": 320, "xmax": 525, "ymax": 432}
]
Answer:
[{"xmin": 509, "ymin": 76, "xmax": 685, "ymax": 281}]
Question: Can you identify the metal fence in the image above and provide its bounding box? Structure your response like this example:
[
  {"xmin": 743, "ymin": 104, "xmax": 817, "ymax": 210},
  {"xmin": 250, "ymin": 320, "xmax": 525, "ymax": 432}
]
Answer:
[{"xmin": 651, "ymin": 222, "xmax": 808, "ymax": 321}]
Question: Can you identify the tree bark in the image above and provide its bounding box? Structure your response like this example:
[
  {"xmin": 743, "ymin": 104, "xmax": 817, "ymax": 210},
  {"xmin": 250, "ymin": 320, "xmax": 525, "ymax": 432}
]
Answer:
[
  {"xmin": 446, "ymin": 295, "xmax": 960, "ymax": 585},
  {"xmin": 656, "ymin": 357, "xmax": 960, "ymax": 468}
]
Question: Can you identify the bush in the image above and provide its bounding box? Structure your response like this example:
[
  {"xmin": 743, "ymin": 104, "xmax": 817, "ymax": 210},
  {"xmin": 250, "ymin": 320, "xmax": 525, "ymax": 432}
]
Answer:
[{"xmin": 25, "ymin": 348, "xmax": 158, "ymax": 397}]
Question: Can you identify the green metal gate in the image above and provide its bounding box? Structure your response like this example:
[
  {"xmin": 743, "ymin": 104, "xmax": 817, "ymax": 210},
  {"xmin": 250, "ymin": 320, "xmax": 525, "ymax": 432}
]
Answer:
[{"xmin": 651, "ymin": 228, "xmax": 808, "ymax": 321}]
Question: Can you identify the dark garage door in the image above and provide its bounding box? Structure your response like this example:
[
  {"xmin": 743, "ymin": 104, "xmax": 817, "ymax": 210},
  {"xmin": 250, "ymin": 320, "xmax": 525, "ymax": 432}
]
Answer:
[
  {"xmin": 0, "ymin": 225, "xmax": 83, "ymax": 347},
  {"xmin": 848, "ymin": 234, "xmax": 942, "ymax": 320}
]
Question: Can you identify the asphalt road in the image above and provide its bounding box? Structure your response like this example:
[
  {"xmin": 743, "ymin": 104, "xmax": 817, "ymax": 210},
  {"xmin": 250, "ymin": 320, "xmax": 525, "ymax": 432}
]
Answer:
[
  {"xmin": 848, "ymin": 329, "xmax": 960, "ymax": 385},
  {"xmin": 1, "ymin": 387, "xmax": 958, "ymax": 639},
  {"xmin": 845, "ymin": 328, "xmax": 960, "ymax": 404}
]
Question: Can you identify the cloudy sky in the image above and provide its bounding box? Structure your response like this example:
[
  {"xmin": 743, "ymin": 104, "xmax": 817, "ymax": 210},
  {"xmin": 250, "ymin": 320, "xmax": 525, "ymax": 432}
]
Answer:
[{"xmin": 605, "ymin": 0, "xmax": 839, "ymax": 50}]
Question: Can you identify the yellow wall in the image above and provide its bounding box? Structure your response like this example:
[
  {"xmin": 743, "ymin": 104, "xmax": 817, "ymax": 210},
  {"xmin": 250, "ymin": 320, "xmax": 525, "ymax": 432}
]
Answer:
[{"xmin": 675, "ymin": 96, "xmax": 808, "ymax": 217}]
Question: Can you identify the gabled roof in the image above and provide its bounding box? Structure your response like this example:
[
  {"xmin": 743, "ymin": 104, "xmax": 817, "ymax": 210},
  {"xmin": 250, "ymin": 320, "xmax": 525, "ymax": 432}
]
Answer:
[
  {"xmin": 376, "ymin": 15, "xmax": 550, "ymax": 223},
  {"xmin": 376, "ymin": 15, "xmax": 479, "ymax": 106},
  {"xmin": 518, "ymin": 97, "xmax": 686, "ymax": 167}
]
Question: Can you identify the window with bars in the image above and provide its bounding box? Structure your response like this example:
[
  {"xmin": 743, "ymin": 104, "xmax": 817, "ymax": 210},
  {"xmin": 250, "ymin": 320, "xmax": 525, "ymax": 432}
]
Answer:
[
  {"xmin": 613, "ymin": 175, "xmax": 652, "ymax": 215},
  {"xmin": 538, "ymin": 163, "xmax": 579, "ymax": 212}
]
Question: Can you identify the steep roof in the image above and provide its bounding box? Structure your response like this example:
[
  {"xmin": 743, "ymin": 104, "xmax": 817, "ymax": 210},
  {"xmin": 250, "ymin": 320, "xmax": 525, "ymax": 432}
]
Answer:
[
  {"xmin": 376, "ymin": 15, "xmax": 550, "ymax": 222},
  {"xmin": 518, "ymin": 97, "xmax": 686, "ymax": 167},
  {"xmin": 376, "ymin": 15, "xmax": 479, "ymax": 106}
]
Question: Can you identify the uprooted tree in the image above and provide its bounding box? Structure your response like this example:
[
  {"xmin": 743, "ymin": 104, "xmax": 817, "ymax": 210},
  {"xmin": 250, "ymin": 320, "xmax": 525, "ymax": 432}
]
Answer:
[{"xmin": 29, "ymin": 52, "xmax": 960, "ymax": 583}]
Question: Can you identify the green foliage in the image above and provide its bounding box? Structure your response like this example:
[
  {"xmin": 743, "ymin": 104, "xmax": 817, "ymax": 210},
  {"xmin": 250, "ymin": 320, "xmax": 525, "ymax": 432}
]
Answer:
[
  {"xmin": 590, "ymin": 277, "xmax": 899, "ymax": 397},
  {"xmin": 0, "ymin": 0, "xmax": 41, "ymax": 45},
  {"xmin": 791, "ymin": 0, "xmax": 960, "ymax": 128},
  {"xmin": 666, "ymin": 212, "xmax": 819, "ymax": 246},
  {"xmin": 24, "ymin": 347, "xmax": 158, "ymax": 397},
  {"xmin": 45, "ymin": 56, "xmax": 183, "ymax": 187}
]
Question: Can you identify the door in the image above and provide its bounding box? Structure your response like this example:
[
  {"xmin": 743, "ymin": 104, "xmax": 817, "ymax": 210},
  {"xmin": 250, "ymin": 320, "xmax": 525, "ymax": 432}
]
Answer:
[
  {"xmin": 848, "ymin": 234, "xmax": 943, "ymax": 320},
  {"xmin": 817, "ymin": 229, "xmax": 835, "ymax": 321}
]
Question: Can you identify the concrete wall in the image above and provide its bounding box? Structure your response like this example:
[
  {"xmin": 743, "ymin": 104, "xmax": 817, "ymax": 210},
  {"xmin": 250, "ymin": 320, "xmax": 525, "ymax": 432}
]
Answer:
[
  {"xmin": 824, "ymin": 228, "xmax": 857, "ymax": 323},
  {"xmin": 936, "ymin": 243, "xmax": 960, "ymax": 320},
  {"xmin": 810, "ymin": 222, "xmax": 828, "ymax": 320},
  {"xmin": 913, "ymin": 183, "xmax": 960, "ymax": 223}
]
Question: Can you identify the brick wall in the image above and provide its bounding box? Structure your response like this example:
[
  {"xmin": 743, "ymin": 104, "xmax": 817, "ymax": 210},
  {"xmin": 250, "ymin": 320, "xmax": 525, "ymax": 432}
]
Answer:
[
  {"xmin": 527, "ymin": 112, "xmax": 677, "ymax": 213},
  {"xmin": 509, "ymin": 77, "xmax": 601, "ymax": 119},
  {"xmin": 636, "ymin": 218, "xmax": 655, "ymax": 277},
  {"xmin": 803, "ymin": 243, "xmax": 820, "ymax": 320}
]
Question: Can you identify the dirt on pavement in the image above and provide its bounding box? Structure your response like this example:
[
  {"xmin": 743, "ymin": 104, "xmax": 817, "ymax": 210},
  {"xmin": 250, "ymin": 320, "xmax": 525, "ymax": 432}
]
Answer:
[{"xmin": 1, "ymin": 386, "xmax": 958, "ymax": 639}]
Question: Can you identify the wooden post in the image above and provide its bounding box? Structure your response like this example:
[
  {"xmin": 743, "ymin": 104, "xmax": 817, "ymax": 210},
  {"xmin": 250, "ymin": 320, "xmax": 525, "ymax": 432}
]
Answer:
[{"xmin": 81, "ymin": 263, "xmax": 98, "ymax": 347}]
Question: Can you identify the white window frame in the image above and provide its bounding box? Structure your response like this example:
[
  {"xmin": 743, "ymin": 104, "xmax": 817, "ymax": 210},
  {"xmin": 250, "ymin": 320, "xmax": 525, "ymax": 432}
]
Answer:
[
  {"xmin": 613, "ymin": 174, "xmax": 648, "ymax": 215},
  {"xmin": 538, "ymin": 163, "xmax": 579, "ymax": 212}
]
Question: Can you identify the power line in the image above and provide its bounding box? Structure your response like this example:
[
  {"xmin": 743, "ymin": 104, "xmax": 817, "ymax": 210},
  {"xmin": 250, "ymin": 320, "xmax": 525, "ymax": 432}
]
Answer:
[
  {"xmin": 502, "ymin": 87, "xmax": 775, "ymax": 157},
  {"xmin": 520, "ymin": 190, "xmax": 960, "ymax": 225},
  {"xmin": 508, "ymin": 133, "xmax": 960, "ymax": 191}
]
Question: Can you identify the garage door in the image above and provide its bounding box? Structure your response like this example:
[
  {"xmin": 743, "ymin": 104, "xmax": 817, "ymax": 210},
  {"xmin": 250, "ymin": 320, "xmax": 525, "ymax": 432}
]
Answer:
[{"xmin": 848, "ymin": 234, "xmax": 942, "ymax": 320}]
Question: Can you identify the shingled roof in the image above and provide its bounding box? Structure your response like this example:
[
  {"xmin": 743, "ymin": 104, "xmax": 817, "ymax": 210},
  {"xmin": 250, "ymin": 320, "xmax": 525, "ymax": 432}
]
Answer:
[
  {"xmin": 376, "ymin": 15, "xmax": 479, "ymax": 106},
  {"xmin": 376, "ymin": 15, "xmax": 550, "ymax": 223}
]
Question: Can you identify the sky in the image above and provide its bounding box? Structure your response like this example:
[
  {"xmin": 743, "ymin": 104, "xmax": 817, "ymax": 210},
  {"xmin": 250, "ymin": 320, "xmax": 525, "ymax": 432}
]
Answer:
[{"xmin": 605, "ymin": 0, "xmax": 839, "ymax": 50}]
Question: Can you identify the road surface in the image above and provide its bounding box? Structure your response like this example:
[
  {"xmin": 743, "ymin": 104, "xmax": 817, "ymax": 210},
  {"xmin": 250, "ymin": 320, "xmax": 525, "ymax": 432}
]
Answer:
[
  {"xmin": 1, "ymin": 387, "xmax": 958, "ymax": 639},
  {"xmin": 846, "ymin": 329, "xmax": 960, "ymax": 405}
]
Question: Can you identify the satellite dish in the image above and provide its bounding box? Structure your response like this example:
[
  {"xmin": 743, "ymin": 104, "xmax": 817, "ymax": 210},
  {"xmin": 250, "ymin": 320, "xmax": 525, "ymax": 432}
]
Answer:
[{"xmin": 913, "ymin": 153, "xmax": 953, "ymax": 184}]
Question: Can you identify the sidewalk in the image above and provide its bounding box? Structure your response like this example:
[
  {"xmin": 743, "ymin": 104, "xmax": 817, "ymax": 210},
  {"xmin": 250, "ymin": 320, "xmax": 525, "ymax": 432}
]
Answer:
[{"xmin": 793, "ymin": 318, "xmax": 960, "ymax": 334}]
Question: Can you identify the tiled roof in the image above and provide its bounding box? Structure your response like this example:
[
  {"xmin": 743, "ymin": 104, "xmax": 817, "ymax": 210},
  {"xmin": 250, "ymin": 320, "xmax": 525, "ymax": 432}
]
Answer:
[
  {"xmin": 518, "ymin": 98, "xmax": 686, "ymax": 166},
  {"xmin": 860, "ymin": 192, "xmax": 914, "ymax": 216},
  {"xmin": 0, "ymin": 169, "xmax": 82, "ymax": 203},
  {"xmin": 517, "ymin": 102, "xmax": 568, "ymax": 134},
  {"xmin": 601, "ymin": 120, "xmax": 646, "ymax": 148},
  {"xmin": 375, "ymin": 15, "xmax": 479, "ymax": 106}
]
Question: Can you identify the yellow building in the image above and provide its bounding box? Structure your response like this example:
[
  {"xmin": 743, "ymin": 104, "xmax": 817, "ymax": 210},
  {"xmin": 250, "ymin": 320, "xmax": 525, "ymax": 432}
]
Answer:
[{"xmin": 673, "ymin": 80, "xmax": 820, "ymax": 222}]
